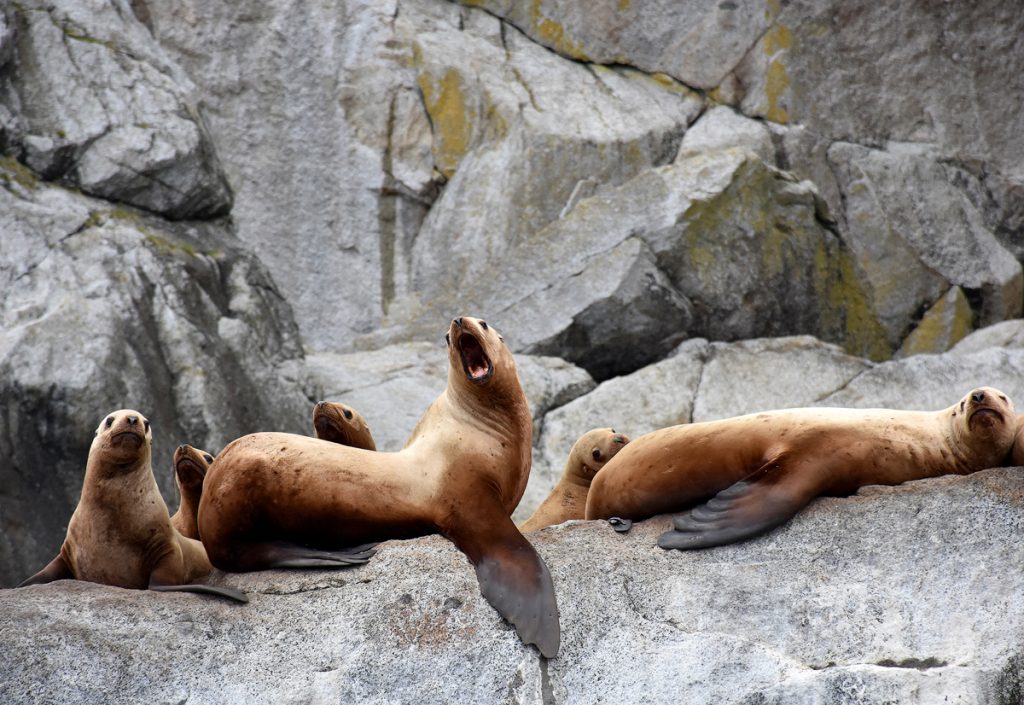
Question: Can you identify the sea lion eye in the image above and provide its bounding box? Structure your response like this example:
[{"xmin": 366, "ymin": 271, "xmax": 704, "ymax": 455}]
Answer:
[
  {"xmin": 143, "ymin": 420, "xmax": 150, "ymax": 432},
  {"xmin": 445, "ymin": 333, "xmax": 450, "ymax": 346},
  {"xmin": 960, "ymin": 400, "xmax": 965, "ymax": 411},
  {"xmin": 203, "ymin": 454, "xmax": 214, "ymax": 464},
  {"xmin": 592, "ymin": 449, "xmax": 602, "ymax": 461},
  {"xmin": 343, "ymin": 408, "xmax": 353, "ymax": 420},
  {"xmin": 105, "ymin": 416, "xmax": 114, "ymax": 428},
  {"xmin": 480, "ymin": 321, "xmax": 488, "ymax": 330},
  {"xmin": 1001, "ymin": 395, "xmax": 1008, "ymax": 402}
]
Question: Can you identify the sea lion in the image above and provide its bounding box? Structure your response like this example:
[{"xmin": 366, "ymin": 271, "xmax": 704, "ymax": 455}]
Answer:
[
  {"xmin": 586, "ymin": 387, "xmax": 1017, "ymax": 551},
  {"xmin": 1010, "ymin": 414, "xmax": 1024, "ymax": 466},
  {"xmin": 19, "ymin": 410, "xmax": 246, "ymax": 602},
  {"xmin": 169, "ymin": 444, "xmax": 214, "ymax": 540},
  {"xmin": 520, "ymin": 428, "xmax": 630, "ymax": 532},
  {"xmin": 199, "ymin": 317, "xmax": 559, "ymax": 657},
  {"xmin": 312, "ymin": 400, "xmax": 377, "ymax": 450}
]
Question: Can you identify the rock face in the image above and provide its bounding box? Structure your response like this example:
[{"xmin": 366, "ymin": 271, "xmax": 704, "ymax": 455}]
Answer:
[
  {"xmin": 0, "ymin": 161, "xmax": 310, "ymax": 588},
  {"xmin": 3, "ymin": 467, "xmax": 1024, "ymax": 704}
]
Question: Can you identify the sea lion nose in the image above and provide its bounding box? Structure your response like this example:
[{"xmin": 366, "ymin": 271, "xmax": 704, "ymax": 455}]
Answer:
[
  {"xmin": 316, "ymin": 401, "xmax": 326, "ymax": 409},
  {"xmin": 176, "ymin": 445, "xmax": 185, "ymax": 453},
  {"xmin": 454, "ymin": 317, "xmax": 463, "ymax": 328},
  {"xmin": 972, "ymin": 390, "xmax": 986, "ymax": 403},
  {"xmin": 127, "ymin": 415, "xmax": 138, "ymax": 426}
]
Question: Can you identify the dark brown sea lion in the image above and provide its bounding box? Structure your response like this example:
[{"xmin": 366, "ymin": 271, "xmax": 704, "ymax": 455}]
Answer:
[
  {"xmin": 520, "ymin": 428, "xmax": 629, "ymax": 532},
  {"xmin": 198, "ymin": 317, "xmax": 558, "ymax": 656},
  {"xmin": 19, "ymin": 410, "xmax": 246, "ymax": 602},
  {"xmin": 586, "ymin": 387, "xmax": 1017, "ymax": 550},
  {"xmin": 312, "ymin": 400, "xmax": 377, "ymax": 450},
  {"xmin": 170, "ymin": 444, "xmax": 213, "ymax": 540}
]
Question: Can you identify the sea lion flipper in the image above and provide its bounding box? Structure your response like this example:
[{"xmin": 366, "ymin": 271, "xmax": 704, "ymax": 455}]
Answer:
[
  {"xmin": 149, "ymin": 582, "xmax": 250, "ymax": 603},
  {"xmin": 18, "ymin": 554, "xmax": 74, "ymax": 587},
  {"xmin": 658, "ymin": 475, "xmax": 814, "ymax": 551},
  {"xmin": 445, "ymin": 512, "xmax": 560, "ymax": 658},
  {"xmin": 257, "ymin": 541, "xmax": 377, "ymax": 568}
]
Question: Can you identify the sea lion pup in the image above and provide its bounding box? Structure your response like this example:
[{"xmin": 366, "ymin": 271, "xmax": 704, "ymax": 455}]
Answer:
[
  {"xmin": 585, "ymin": 387, "xmax": 1017, "ymax": 551},
  {"xmin": 170, "ymin": 444, "xmax": 214, "ymax": 540},
  {"xmin": 199, "ymin": 317, "xmax": 559, "ymax": 657},
  {"xmin": 19, "ymin": 410, "xmax": 246, "ymax": 602},
  {"xmin": 312, "ymin": 400, "xmax": 377, "ymax": 450},
  {"xmin": 519, "ymin": 428, "xmax": 630, "ymax": 532}
]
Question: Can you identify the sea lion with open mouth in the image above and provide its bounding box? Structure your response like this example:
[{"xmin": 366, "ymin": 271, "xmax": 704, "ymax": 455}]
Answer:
[
  {"xmin": 19, "ymin": 410, "xmax": 246, "ymax": 602},
  {"xmin": 586, "ymin": 387, "xmax": 1017, "ymax": 551},
  {"xmin": 198, "ymin": 317, "xmax": 559, "ymax": 656}
]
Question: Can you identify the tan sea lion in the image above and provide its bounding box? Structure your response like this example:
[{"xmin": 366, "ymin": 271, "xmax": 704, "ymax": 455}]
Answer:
[
  {"xmin": 586, "ymin": 387, "xmax": 1017, "ymax": 550},
  {"xmin": 19, "ymin": 410, "xmax": 246, "ymax": 602},
  {"xmin": 312, "ymin": 400, "xmax": 377, "ymax": 450},
  {"xmin": 169, "ymin": 444, "xmax": 214, "ymax": 540},
  {"xmin": 199, "ymin": 317, "xmax": 558, "ymax": 656},
  {"xmin": 520, "ymin": 428, "xmax": 630, "ymax": 532}
]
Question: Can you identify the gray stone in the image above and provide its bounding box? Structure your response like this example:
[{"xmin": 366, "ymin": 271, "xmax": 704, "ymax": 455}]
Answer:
[
  {"xmin": 693, "ymin": 336, "xmax": 873, "ymax": 421},
  {"xmin": 1, "ymin": 0, "xmax": 232, "ymax": 218},
  {"xmin": 0, "ymin": 163, "xmax": 309, "ymax": 588},
  {"xmin": 828, "ymin": 141, "xmax": 1022, "ymax": 348},
  {"xmin": 676, "ymin": 105, "xmax": 775, "ymax": 165},
  {"xmin": 3, "ymin": 467, "xmax": 1024, "ymax": 704},
  {"xmin": 951, "ymin": 320, "xmax": 1024, "ymax": 355}
]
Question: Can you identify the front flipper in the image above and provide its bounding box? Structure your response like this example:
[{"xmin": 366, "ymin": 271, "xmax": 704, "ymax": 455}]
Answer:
[
  {"xmin": 18, "ymin": 554, "xmax": 73, "ymax": 587},
  {"xmin": 658, "ymin": 472, "xmax": 818, "ymax": 551},
  {"xmin": 149, "ymin": 552, "xmax": 250, "ymax": 603},
  {"xmin": 443, "ymin": 507, "xmax": 560, "ymax": 658}
]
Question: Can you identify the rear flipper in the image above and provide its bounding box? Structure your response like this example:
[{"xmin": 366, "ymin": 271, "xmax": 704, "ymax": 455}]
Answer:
[
  {"xmin": 149, "ymin": 582, "xmax": 249, "ymax": 603},
  {"xmin": 444, "ymin": 507, "xmax": 560, "ymax": 659},
  {"xmin": 658, "ymin": 472, "xmax": 818, "ymax": 550},
  {"xmin": 219, "ymin": 541, "xmax": 377, "ymax": 570},
  {"xmin": 18, "ymin": 555, "xmax": 73, "ymax": 587},
  {"xmin": 607, "ymin": 517, "xmax": 633, "ymax": 533}
]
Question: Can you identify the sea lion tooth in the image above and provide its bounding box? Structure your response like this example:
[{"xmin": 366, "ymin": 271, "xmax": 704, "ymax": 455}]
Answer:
[
  {"xmin": 19, "ymin": 410, "xmax": 246, "ymax": 603},
  {"xmin": 587, "ymin": 387, "xmax": 1017, "ymax": 551}
]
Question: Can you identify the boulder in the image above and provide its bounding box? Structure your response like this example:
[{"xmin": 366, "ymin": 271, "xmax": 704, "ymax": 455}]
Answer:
[
  {"xmin": 951, "ymin": 320, "xmax": 1024, "ymax": 355},
  {"xmin": 0, "ymin": 162, "xmax": 310, "ymax": 588},
  {"xmin": 0, "ymin": 0, "xmax": 232, "ymax": 218},
  {"xmin": 3, "ymin": 467, "xmax": 1023, "ymax": 704}
]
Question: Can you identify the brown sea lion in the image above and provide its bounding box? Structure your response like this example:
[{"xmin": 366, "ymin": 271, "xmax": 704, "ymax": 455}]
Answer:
[
  {"xmin": 169, "ymin": 444, "xmax": 214, "ymax": 540},
  {"xmin": 19, "ymin": 410, "xmax": 246, "ymax": 602},
  {"xmin": 199, "ymin": 317, "xmax": 558, "ymax": 657},
  {"xmin": 312, "ymin": 400, "xmax": 377, "ymax": 450},
  {"xmin": 586, "ymin": 387, "xmax": 1017, "ymax": 551},
  {"xmin": 520, "ymin": 428, "xmax": 630, "ymax": 532},
  {"xmin": 1010, "ymin": 413, "xmax": 1024, "ymax": 466}
]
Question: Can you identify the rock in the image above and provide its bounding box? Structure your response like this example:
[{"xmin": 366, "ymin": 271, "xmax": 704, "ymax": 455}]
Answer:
[
  {"xmin": 307, "ymin": 343, "xmax": 594, "ymax": 452},
  {"xmin": 453, "ymin": 0, "xmax": 772, "ymax": 91},
  {"xmin": 3, "ymin": 467, "xmax": 1024, "ymax": 704},
  {"xmin": 820, "ymin": 347, "xmax": 1024, "ymax": 413},
  {"xmin": 692, "ymin": 336, "xmax": 873, "ymax": 421},
  {"xmin": 0, "ymin": 162, "xmax": 310, "ymax": 588},
  {"xmin": 676, "ymin": 105, "xmax": 775, "ymax": 165},
  {"xmin": 951, "ymin": 320, "xmax": 1024, "ymax": 355},
  {"xmin": 827, "ymin": 141, "xmax": 1022, "ymax": 348},
  {"xmin": 0, "ymin": 0, "xmax": 232, "ymax": 218},
  {"xmin": 895, "ymin": 287, "xmax": 974, "ymax": 358}
]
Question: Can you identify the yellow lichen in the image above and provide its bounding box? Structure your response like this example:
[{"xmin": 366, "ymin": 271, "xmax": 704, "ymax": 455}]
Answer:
[
  {"xmin": 762, "ymin": 24, "xmax": 792, "ymax": 124},
  {"xmin": 417, "ymin": 68, "xmax": 472, "ymax": 180},
  {"xmin": 897, "ymin": 288, "xmax": 974, "ymax": 356},
  {"xmin": 530, "ymin": 0, "xmax": 589, "ymax": 59},
  {"xmin": 0, "ymin": 155, "xmax": 38, "ymax": 190}
]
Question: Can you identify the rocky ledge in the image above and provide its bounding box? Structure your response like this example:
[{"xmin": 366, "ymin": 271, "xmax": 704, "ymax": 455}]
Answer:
[{"xmin": 2, "ymin": 467, "xmax": 1023, "ymax": 705}]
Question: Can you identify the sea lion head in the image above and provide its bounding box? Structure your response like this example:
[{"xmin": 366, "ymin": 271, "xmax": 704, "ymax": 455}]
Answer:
[
  {"xmin": 569, "ymin": 428, "xmax": 630, "ymax": 484},
  {"xmin": 950, "ymin": 387, "xmax": 1016, "ymax": 467},
  {"xmin": 446, "ymin": 316, "xmax": 521, "ymax": 399},
  {"xmin": 91, "ymin": 409, "xmax": 152, "ymax": 469},
  {"xmin": 173, "ymin": 444, "xmax": 212, "ymax": 492},
  {"xmin": 312, "ymin": 401, "xmax": 376, "ymax": 450}
]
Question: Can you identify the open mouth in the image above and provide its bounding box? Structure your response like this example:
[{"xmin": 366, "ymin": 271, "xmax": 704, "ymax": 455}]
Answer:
[{"xmin": 459, "ymin": 332, "xmax": 493, "ymax": 383}]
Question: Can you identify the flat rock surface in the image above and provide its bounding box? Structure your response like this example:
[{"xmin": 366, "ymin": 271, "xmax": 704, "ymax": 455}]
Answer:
[{"xmin": 3, "ymin": 468, "xmax": 1023, "ymax": 704}]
